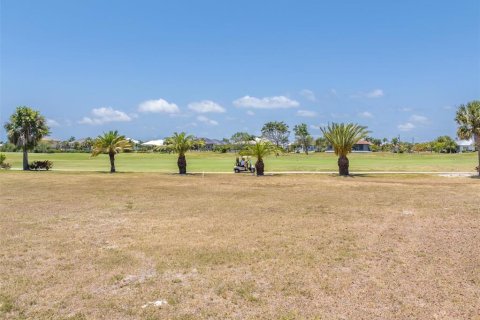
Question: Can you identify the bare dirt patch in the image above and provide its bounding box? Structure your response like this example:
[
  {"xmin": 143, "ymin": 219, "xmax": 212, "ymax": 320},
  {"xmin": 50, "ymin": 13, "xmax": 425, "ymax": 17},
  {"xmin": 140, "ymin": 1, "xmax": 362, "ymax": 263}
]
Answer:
[{"xmin": 0, "ymin": 172, "xmax": 479, "ymax": 319}]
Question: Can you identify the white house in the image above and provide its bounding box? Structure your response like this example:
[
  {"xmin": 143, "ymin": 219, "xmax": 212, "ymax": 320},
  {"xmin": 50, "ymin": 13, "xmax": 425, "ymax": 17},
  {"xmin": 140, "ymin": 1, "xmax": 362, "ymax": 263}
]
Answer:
[
  {"xmin": 456, "ymin": 138, "xmax": 475, "ymax": 153},
  {"xmin": 142, "ymin": 139, "xmax": 164, "ymax": 146}
]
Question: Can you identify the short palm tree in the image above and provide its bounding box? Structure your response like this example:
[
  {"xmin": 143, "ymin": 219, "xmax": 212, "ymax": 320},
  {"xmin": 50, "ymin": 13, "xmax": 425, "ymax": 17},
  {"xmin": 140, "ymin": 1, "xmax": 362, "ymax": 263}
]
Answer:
[
  {"xmin": 240, "ymin": 139, "xmax": 278, "ymax": 176},
  {"xmin": 455, "ymin": 100, "xmax": 480, "ymax": 176},
  {"xmin": 4, "ymin": 106, "xmax": 50, "ymax": 170},
  {"xmin": 321, "ymin": 123, "xmax": 369, "ymax": 176},
  {"xmin": 165, "ymin": 132, "xmax": 195, "ymax": 174},
  {"xmin": 91, "ymin": 130, "xmax": 132, "ymax": 173}
]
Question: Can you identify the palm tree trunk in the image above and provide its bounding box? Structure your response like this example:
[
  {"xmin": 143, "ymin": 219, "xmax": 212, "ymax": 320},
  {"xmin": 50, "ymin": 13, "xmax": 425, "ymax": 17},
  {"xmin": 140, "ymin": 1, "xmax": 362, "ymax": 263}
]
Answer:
[
  {"xmin": 23, "ymin": 146, "xmax": 29, "ymax": 171},
  {"xmin": 109, "ymin": 152, "xmax": 116, "ymax": 173},
  {"xmin": 255, "ymin": 159, "xmax": 264, "ymax": 176},
  {"xmin": 305, "ymin": 144, "xmax": 309, "ymax": 155},
  {"xmin": 178, "ymin": 154, "xmax": 187, "ymax": 174},
  {"xmin": 477, "ymin": 140, "xmax": 480, "ymax": 176},
  {"xmin": 338, "ymin": 155, "xmax": 349, "ymax": 176}
]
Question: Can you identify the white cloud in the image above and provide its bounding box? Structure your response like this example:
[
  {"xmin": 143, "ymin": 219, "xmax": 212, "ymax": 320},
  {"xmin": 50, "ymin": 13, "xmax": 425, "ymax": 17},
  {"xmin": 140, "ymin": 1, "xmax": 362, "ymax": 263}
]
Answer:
[
  {"xmin": 196, "ymin": 115, "xmax": 218, "ymax": 126},
  {"xmin": 366, "ymin": 89, "xmax": 384, "ymax": 98},
  {"xmin": 138, "ymin": 98, "xmax": 179, "ymax": 114},
  {"xmin": 358, "ymin": 111, "xmax": 374, "ymax": 118},
  {"xmin": 410, "ymin": 114, "xmax": 429, "ymax": 124},
  {"xmin": 297, "ymin": 110, "xmax": 317, "ymax": 117},
  {"xmin": 233, "ymin": 95, "xmax": 299, "ymax": 109},
  {"xmin": 353, "ymin": 89, "xmax": 384, "ymax": 99},
  {"xmin": 46, "ymin": 119, "xmax": 60, "ymax": 127},
  {"xmin": 397, "ymin": 122, "xmax": 415, "ymax": 131},
  {"xmin": 300, "ymin": 89, "xmax": 316, "ymax": 101},
  {"xmin": 79, "ymin": 107, "xmax": 132, "ymax": 125},
  {"xmin": 188, "ymin": 100, "xmax": 225, "ymax": 113},
  {"xmin": 246, "ymin": 110, "xmax": 255, "ymax": 116}
]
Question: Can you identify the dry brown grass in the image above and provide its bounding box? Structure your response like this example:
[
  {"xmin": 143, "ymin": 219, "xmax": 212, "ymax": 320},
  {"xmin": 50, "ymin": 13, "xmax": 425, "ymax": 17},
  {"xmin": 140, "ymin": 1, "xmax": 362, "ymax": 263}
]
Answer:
[{"xmin": 0, "ymin": 172, "xmax": 479, "ymax": 319}]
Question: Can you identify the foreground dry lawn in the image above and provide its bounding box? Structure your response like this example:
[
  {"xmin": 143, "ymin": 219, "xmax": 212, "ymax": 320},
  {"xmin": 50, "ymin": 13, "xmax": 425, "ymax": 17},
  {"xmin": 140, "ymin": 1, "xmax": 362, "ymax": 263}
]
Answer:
[{"xmin": 1, "ymin": 172, "xmax": 479, "ymax": 319}]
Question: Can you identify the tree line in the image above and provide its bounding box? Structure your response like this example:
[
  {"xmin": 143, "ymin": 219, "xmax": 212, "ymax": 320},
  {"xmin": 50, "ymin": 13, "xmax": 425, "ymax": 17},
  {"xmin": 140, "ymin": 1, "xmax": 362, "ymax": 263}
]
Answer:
[{"xmin": 2, "ymin": 101, "xmax": 480, "ymax": 176}]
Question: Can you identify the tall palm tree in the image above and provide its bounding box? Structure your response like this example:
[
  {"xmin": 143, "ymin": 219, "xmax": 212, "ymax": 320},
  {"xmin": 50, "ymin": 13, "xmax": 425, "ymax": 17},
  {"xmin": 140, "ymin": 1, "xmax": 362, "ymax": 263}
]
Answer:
[
  {"xmin": 91, "ymin": 131, "xmax": 132, "ymax": 173},
  {"xmin": 321, "ymin": 123, "xmax": 369, "ymax": 176},
  {"xmin": 165, "ymin": 132, "xmax": 195, "ymax": 174},
  {"xmin": 240, "ymin": 139, "xmax": 278, "ymax": 176},
  {"xmin": 4, "ymin": 106, "xmax": 50, "ymax": 170},
  {"xmin": 455, "ymin": 100, "xmax": 480, "ymax": 176}
]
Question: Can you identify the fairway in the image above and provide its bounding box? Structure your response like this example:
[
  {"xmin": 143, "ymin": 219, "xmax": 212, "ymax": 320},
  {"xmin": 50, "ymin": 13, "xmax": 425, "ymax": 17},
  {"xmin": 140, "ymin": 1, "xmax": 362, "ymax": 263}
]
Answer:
[
  {"xmin": 2, "ymin": 151, "xmax": 477, "ymax": 172},
  {"xmin": 1, "ymin": 172, "xmax": 479, "ymax": 319}
]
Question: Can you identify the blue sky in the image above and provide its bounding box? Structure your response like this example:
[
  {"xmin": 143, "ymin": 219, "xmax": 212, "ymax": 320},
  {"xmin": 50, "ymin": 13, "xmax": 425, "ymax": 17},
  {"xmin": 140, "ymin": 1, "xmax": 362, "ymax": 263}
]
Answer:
[{"xmin": 1, "ymin": 0, "xmax": 479, "ymax": 142}]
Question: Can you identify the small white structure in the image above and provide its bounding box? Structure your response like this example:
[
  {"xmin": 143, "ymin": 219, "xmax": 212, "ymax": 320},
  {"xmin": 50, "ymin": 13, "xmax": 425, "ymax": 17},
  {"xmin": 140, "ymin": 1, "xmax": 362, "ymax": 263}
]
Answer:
[
  {"xmin": 457, "ymin": 139, "xmax": 475, "ymax": 153},
  {"xmin": 142, "ymin": 139, "xmax": 164, "ymax": 146}
]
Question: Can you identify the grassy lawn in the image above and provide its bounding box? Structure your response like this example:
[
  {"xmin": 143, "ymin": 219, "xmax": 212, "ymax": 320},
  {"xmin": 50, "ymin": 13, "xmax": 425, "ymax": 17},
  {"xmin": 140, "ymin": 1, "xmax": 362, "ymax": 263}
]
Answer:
[
  {"xmin": 1, "ymin": 151, "xmax": 477, "ymax": 172},
  {"xmin": 0, "ymin": 172, "xmax": 479, "ymax": 319}
]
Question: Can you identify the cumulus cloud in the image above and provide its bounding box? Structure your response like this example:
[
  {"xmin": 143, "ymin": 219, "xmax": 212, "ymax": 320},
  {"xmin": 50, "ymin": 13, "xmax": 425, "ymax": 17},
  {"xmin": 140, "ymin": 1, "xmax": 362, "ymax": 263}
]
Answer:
[
  {"xmin": 410, "ymin": 114, "xmax": 429, "ymax": 124},
  {"xmin": 188, "ymin": 100, "xmax": 225, "ymax": 113},
  {"xmin": 358, "ymin": 111, "xmax": 374, "ymax": 118},
  {"xmin": 297, "ymin": 110, "xmax": 317, "ymax": 117},
  {"xmin": 233, "ymin": 95, "xmax": 299, "ymax": 109},
  {"xmin": 397, "ymin": 122, "xmax": 415, "ymax": 131},
  {"xmin": 196, "ymin": 115, "xmax": 218, "ymax": 126},
  {"xmin": 79, "ymin": 107, "xmax": 132, "ymax": 125},
  {"xmin": 46, "ymin": 119, "xmax": 60, "ymax": 127},
  {"xmin": 138, "ymin": 98, "xmax": 179, "ymax": 114},
  {"xmin": 300, "ymin": 89, "xmax": 316, "ymax": 101}
]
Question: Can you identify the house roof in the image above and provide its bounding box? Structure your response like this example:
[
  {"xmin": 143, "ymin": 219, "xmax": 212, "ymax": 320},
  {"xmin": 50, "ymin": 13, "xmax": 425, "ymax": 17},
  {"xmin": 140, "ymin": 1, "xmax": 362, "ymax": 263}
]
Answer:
[
  {"xmin": 142, "ymin": 139, "xmax": 164, "ymax": 146},
  {"xmin": 355, "ymin": 139, "xmax": 372, "ymax": 145},
  {"xmin": 201, "ymin": 138, "xmax": 224, "ymax": 145}
]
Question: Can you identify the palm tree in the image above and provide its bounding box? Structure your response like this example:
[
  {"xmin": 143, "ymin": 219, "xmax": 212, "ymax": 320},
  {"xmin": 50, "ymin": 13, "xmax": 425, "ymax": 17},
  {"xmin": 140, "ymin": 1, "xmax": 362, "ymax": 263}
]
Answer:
[
  {"xmin": 321, "ymin": 123, "xmax": 369, "ymax": 176},
  {"xmin": 455, "ymin": 100, "xmax": 480, "ymax": 176},
  {"xmin": 165, "ymin": 132, "xmax": 195, "ymax": 174},
  {"xmin": 240, "ymin": 139, "xmax": 278, "ymax": 176},
  {"xmin": 91, "ymin": 131, "xmax": 132, "ymax": 173},
  {"xmin": 4, "ymin": 106, "xmax": 50, "ymax": 170}
]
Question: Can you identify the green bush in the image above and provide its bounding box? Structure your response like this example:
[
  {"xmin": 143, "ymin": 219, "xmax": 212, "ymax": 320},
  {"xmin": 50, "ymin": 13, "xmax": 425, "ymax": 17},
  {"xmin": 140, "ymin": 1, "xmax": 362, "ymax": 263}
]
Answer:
[
  {"xmin": 29, "ymin": 160, "xmax": 53, "ymax": 170},
  {"xmin": 0, "ymin": 153, "xmax": 11, "ymax": 170}
]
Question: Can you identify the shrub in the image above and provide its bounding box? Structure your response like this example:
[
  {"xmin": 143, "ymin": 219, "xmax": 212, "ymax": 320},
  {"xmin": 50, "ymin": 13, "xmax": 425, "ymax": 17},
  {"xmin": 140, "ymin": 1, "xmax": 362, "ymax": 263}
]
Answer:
[
  {"xmin": 29, "ymin": 160, "xmax": 53, "ymax": 171},
  {"xmin": 0, "ymin": 153, "xmax": 11, "ymax": 170}
]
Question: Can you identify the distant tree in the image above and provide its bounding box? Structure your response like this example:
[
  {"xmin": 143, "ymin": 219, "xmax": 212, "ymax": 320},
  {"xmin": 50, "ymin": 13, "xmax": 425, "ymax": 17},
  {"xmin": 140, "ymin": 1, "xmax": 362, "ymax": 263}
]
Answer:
[
  {"xmin": 455, "ymin": 100, "xmax": 480, "ymax": 175},
  {"xmin": 321, "ymin": 123, "xmax": 369, "ymax": 176},
  {"xmin": 315, "ymin": 137, "xmax": 328, "ymax": 152},
  {"xmin": 261, "ymin": 121, "xmax": 290, "ymax": 148},
  {"xmin": 230, "ymin": 132, "xmax": 255, "ymax": 149},
  {"xmin": 68, "ymin": 136, "xmax": 76, "ymax": 142},
  {"xmin": 240, "ymin": 139, "xmax": 278, "ymax": 176},
  {"xmin": 432, "ymin": 136, "xmax": 457, "ymax": 153},
  {"xmin": 293, "ymin": 123, "xmax": 312, "ymax": 155},
  {"xmin": 4, "ymin": 106, "xmax": 50, "ymax": 170},
  {"xmin": 165, "ymin": 132, "xmax": 196, "ymax": 174},
  {"xmin": 91, "ymin": 130, "xmax": 132, "ymax": 173},
  {"xmin": 81, "ymin": 137, "xmax": 94, "ymax": 151}
]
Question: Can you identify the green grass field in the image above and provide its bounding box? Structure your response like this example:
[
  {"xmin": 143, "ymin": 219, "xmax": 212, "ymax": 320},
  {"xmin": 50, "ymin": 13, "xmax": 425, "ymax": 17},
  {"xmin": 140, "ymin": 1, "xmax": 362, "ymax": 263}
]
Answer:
[{"xmin": 1, "ymin": 151, "xmax": 477, "ymax": 172}]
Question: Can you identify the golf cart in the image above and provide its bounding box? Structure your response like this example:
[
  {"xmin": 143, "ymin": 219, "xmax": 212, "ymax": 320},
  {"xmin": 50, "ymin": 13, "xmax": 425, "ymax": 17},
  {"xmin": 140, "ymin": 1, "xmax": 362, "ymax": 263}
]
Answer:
[{"xmin": 234, "ymin": 156, "xmax": 256, "ymax": 174}]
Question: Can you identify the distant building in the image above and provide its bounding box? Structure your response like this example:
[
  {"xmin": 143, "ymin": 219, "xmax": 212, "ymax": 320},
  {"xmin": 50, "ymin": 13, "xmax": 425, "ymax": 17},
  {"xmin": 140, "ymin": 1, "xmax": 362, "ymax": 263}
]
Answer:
[
  {"xmin": 326, "ymin": 139, "xmax": 372, "ymax": 152},
  {"xmin": 456, "ymin": 138, "xmax": 476, "ymax": 153},
  {"xmin": 200, "ymin": 138, "xmax": 225, "ymax": 151},
  {"xmin": 142, "ymin": 139, "xmax": 165, "ymax": 146}
]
